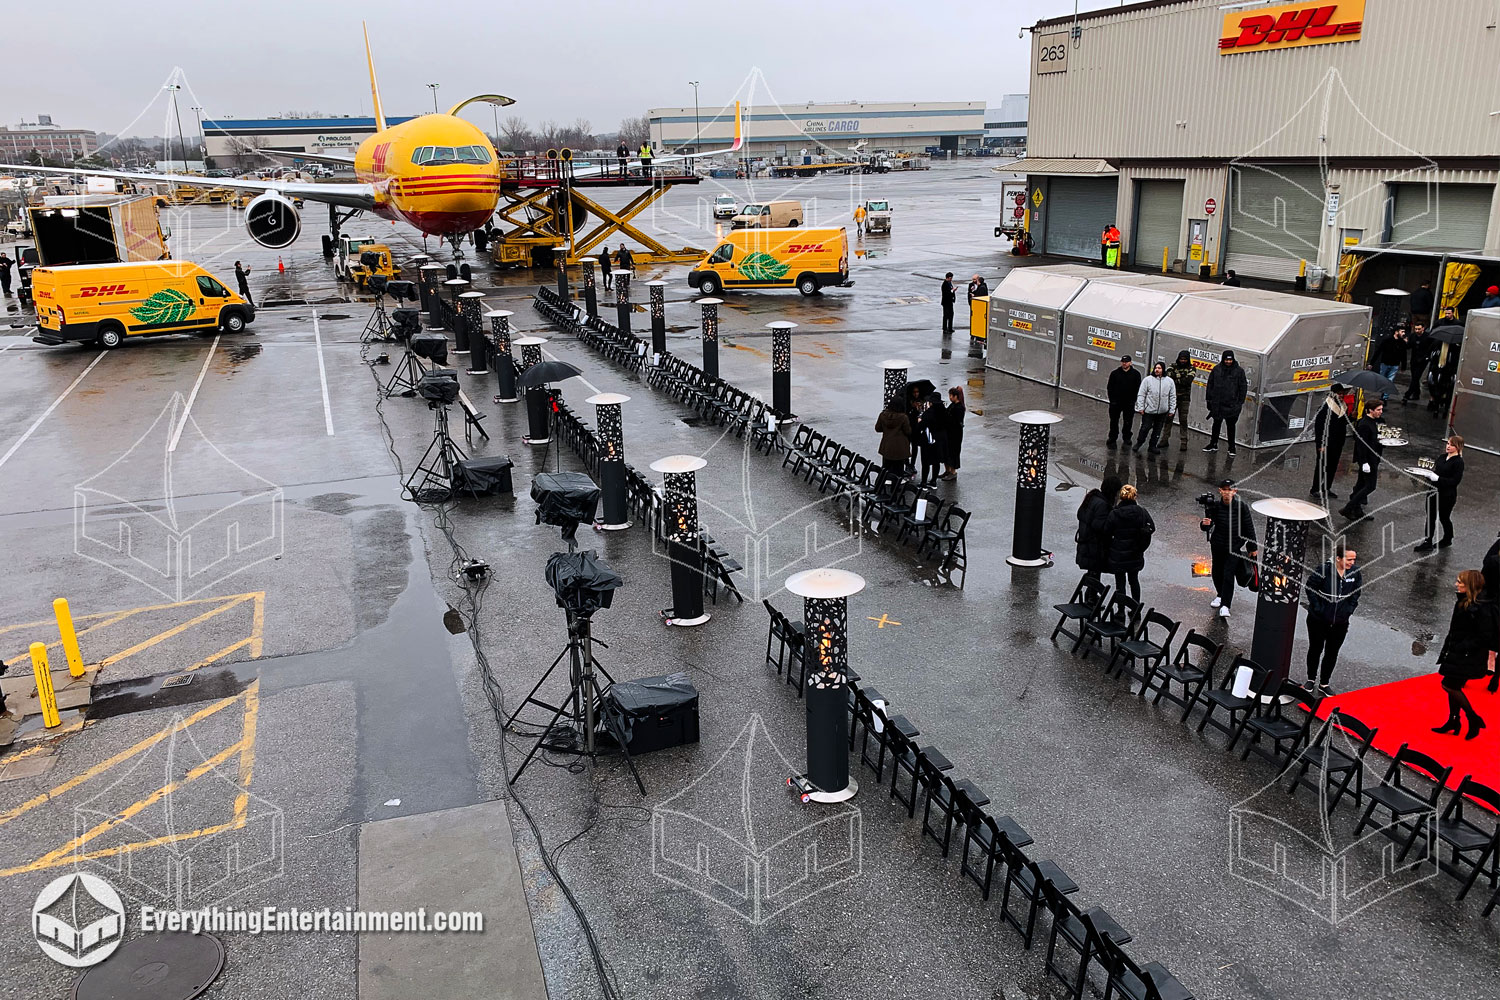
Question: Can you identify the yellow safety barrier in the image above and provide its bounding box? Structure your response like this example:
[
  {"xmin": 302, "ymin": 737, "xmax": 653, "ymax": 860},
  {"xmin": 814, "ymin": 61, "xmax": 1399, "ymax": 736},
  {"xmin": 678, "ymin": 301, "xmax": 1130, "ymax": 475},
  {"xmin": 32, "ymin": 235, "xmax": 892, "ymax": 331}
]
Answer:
[
  {"xmin": 1161, "ymin": 246, "xmax": 1170, "ymax": 274},
  {"xmin": 1298, "ymin": 259, "xmax": 1308, "ymax": 277},
  {"xmin": 30, "ymin": 642, "xmax": 60, "ymax": 728},
  {"xmin": 53, "ymin": 598, "xmax": 84, "ymax": 678}
]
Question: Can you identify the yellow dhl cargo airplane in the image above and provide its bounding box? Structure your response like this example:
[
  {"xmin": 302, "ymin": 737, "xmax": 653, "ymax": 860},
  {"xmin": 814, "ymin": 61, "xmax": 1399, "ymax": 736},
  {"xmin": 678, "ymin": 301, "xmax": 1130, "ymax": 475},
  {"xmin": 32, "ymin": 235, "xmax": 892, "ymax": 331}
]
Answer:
[{"xmin": 1, "ymin": 26, "xmax": 741, "ymax": 258}]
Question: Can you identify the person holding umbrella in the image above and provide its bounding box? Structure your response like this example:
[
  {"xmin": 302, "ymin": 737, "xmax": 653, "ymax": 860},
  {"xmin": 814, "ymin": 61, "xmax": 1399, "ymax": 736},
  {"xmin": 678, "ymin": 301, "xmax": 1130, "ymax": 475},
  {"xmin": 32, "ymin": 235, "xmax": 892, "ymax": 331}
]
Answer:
[
  {"xmin": 1339, "ymin": 399, "xmax": 1386, "ymax": 522},
  {"xmin": 1309, "ymin": 383, "xmax": 1349, "ymax": 499}
]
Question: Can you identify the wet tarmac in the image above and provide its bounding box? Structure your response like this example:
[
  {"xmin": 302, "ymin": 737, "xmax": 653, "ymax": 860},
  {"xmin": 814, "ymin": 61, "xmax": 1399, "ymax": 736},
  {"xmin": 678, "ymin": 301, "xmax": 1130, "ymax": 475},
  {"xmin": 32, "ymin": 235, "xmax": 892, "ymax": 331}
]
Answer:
[{"xmin": 1, "ymin": 162, "xmax": 1497, "ymax": 1000}]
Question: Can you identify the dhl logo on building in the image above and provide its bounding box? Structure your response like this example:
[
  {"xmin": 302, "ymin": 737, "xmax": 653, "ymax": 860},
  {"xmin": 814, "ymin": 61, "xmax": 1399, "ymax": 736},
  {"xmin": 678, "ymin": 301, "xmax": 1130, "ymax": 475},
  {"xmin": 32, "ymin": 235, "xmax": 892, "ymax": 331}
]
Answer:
[
  {"xmin": 1219, "ymin": 0, "xmax": 1363, "ymax": 54},
  {"xmin": 79, "ymin": 284, "xmax": 133, "ymax": 297}
]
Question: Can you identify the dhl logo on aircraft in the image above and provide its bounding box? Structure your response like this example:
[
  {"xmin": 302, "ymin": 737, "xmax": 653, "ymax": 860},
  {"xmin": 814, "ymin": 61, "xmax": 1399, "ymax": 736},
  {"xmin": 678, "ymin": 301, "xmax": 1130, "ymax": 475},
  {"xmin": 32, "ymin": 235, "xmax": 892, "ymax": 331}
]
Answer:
[
  {"xmin": 79, "ymin": 284, "xmax": 132, "ymax": 297},
  {"xmin": 1219, "ymin": 0, "xmax": 1363, "ymax": 54}
]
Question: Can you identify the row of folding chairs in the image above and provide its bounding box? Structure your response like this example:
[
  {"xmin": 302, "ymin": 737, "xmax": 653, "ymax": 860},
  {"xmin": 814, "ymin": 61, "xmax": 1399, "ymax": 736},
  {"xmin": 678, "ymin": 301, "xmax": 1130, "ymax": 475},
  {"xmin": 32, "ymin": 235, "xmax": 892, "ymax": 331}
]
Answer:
[
  {"xmin": 646, "ymin": 354, "xmax": 779, "ymax": 453},
  {"xmin": 757, "ymin": 596, "xmax": 1195, "ymax": 999},
  {"xmin": 533, "ymin": 286, "xmax": 648, "ymax": 373},
  {"xmin": 1050, "ymin": 572, "xmax": 1500, "ymax": 916}
]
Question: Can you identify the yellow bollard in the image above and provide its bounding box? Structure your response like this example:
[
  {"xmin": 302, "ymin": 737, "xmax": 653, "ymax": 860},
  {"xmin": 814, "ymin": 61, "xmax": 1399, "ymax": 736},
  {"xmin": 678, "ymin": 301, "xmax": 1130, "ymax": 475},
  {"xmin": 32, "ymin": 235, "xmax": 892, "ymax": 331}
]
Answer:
[
  {"xmin": 1299, "ymin": 259, "xmax": 1308, "ymax": 277},
  {"xmin": 30, "ymin": 642, "xmax": 61, "ymax": 728},
  {"xmin": 53, "ymin": 598, "xmax": 84, "ymax": 678},
  {"xmin": 1161, "ymin": 245, "xmax": 1169, "ymax": 274}
]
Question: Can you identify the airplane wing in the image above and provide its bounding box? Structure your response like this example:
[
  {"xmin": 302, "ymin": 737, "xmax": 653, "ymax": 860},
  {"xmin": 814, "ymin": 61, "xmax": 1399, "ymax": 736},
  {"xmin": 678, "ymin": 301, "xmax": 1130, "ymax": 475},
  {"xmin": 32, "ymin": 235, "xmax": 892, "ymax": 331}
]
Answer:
[
  {"xmin": 0, "ymin": 163, "xmax": 377, "ymax": 210},
  {"xmin": 249, "ymin": 148, "xmax": 358, "ymax": 168}
]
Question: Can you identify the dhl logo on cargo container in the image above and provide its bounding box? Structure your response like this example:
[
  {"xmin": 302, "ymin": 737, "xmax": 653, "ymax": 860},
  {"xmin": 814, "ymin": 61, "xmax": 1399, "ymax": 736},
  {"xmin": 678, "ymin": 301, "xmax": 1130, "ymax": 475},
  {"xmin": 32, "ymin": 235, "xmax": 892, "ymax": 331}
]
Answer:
[
  {"xmin": 1089, "ymin": 336, "xmax": 1117, "ymax": 352},
  {"xmin": 1009, "ymin": 318, "xmax": 1033, "ymax": 332},
  {"xmin": 1220, "ymin": 0, "xmax": 1363, "ymax": 54},
  {"xmin": 79, "ymin": 284, "xmax": 133, "ymax": 297},
  {"xmin": 1293, "ymin": 369, "xmax": 1330, "ymax": 383}
]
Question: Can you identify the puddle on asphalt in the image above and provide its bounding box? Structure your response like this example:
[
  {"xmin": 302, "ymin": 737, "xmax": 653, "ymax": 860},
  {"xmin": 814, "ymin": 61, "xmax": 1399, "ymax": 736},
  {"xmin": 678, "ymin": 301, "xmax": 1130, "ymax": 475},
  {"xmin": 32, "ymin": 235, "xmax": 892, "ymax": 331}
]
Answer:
[
  {"xmin": 225, "ymin": 343, "xmax": 263, "ymax": 364},
  {"xmin": 319, "ymin": 313, "xmax": 352, "ymax": 321}
]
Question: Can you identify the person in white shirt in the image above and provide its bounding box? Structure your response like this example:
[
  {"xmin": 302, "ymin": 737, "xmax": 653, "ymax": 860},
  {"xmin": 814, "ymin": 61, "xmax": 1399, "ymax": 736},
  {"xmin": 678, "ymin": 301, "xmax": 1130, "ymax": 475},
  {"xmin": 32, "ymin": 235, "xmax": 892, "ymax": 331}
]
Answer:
[{"xmin": 1133, "ymin": 361, "xmax": 1178, "ymax": 455}]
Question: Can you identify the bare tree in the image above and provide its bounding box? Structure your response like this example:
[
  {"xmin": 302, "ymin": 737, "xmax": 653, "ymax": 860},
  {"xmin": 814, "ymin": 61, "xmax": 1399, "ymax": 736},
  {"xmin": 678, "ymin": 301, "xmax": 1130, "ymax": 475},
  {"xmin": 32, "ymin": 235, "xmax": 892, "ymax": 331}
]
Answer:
[
  {"xmin": 534, "ymin": 120, "xmax": 561, "ymax": 150},
  {"xmin": 500, "ymin": 114, "xmax": 531, "ymax": 153},
  {"xmin": 617, "ymin": 115, "xmax": 650, "ymax": 149}
]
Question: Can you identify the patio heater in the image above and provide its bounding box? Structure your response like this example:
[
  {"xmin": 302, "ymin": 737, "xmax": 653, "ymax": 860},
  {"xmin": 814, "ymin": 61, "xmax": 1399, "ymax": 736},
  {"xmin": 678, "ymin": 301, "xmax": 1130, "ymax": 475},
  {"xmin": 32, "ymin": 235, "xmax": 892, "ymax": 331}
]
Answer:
[
  {"xmin": 651, "ymin": 455, "xmax": 710, "ymax": 627},
  {"xmin": 768, "ymin": 321, "xmax": 798, "ymax": 422},
  {"xmin": 882, "ymin": 359, "xmax": 911, "ymax": 407},
  {"xmin": 488, "ymin": 310, "xmax": 518, "ymax": 402},
  {"xmin": 589, "ymin": 393, "xmax": 631, "ymax": 530},
  {"xmin": 444, "ymin": 278, "xmax": 471, "ymax": 354},
  {"xmin": 616, "ymin": 270, "xmax": 634, "ymax": 335},
  {"xmin": 460, "ymin": 292, "xmax": 488, "ymax": 374},
  {"xmin": 1249, "ymin": 498, "xmax": 1325, "ymax": 690},
  {"xmin": 580, "ymin": 257, "xmax": 598, "ymax": 318},
  {"xmin": 515, "ymin": 337, "xmax": 550, "ymax": 444},
  {"xmin": 786, "ymin": 567, "xmax": 865, "ymax": 804},
  {"xmin": 649, "ymin": 280, "xmax": 668, "ymax": 360},
  {"xmin": 698, "ymin": 298, "xmax": 722, "ymax": 378},
  {"xmin": 1006, "ymin": 410, "xmax": 1063, "ymax": 567},
  {"xmin": 420, "ymin": 264, "xmax": 445, "ymax": 324}
]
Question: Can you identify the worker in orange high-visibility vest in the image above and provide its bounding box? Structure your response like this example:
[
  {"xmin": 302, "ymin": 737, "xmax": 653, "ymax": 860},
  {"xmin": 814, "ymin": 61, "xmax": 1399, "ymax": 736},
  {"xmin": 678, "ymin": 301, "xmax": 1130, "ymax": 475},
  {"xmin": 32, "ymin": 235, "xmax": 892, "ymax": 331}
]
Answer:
[{"xmin": 1101, "ymin": 223, "xmax": 1122, "ymax": 268}]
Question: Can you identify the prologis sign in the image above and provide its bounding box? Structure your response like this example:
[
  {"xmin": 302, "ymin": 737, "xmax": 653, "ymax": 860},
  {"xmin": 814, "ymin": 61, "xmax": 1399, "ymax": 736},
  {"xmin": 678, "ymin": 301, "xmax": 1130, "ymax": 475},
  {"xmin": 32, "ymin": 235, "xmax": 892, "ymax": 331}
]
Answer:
[{"xmin": 1219, "ymin": 0, "xmax": 1364, "ymax": 55}]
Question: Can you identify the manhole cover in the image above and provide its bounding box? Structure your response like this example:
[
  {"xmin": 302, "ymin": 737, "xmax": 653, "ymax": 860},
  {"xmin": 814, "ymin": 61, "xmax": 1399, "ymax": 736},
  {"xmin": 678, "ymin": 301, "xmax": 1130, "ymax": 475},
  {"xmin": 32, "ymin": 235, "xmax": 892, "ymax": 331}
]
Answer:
[
  {"xmin": 160, "ymin": 674, "xmax": 194, "ymax": 689},
  {"xmin": 73, "ymin": 933, "xmax": 224, "ymax": 1000}
]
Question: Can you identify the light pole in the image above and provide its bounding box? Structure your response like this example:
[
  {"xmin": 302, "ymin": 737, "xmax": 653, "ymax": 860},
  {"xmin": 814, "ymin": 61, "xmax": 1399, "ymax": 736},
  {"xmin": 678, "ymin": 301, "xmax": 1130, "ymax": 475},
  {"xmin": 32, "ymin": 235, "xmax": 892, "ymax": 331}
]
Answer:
[
  {"xmin": 190, "ymin": 105, "xmax": 206, "ymax": 161},
  {"xmin": 427, "ymin": 83, "xmax": 441, "ymax": 114},
  {"xmin": 164, "ymin": 83, "xmax": 188, "ymax": 172},
  {"xmin": 688, "ymin": 81, "xmax": 700, "ymax": 153}
]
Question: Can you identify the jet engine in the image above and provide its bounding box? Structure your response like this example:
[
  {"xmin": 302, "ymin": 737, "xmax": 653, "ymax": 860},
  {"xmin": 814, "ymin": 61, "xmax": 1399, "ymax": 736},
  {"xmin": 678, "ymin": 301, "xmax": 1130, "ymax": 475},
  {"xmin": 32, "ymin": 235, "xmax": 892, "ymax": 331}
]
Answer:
[{"xmin": 244, "ymin": 193, "xmax": 302, "ymax": 249}]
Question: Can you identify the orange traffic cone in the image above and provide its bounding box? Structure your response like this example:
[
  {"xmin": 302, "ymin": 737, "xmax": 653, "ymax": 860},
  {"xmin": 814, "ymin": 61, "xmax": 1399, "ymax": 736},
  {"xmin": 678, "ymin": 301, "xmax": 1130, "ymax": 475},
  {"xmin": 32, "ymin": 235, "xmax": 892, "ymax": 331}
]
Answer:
[{"xmin": 277, "ymin": 256, "xmax": 285, "ymax": 274}]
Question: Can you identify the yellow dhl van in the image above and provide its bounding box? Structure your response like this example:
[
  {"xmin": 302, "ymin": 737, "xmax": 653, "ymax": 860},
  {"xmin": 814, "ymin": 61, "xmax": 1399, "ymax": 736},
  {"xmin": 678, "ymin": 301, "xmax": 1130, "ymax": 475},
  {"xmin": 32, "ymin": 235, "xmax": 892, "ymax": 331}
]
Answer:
[
  {"xmin": 687, "ymin": 227, "xmax": 853, "ymax": 297},
  {"xmin": 731, "ymin": 200, "xmax": 803, "ymax": 229},
  {"xmin": 32, "ymin": 260, "xmax": 256, "ymax": 348}
]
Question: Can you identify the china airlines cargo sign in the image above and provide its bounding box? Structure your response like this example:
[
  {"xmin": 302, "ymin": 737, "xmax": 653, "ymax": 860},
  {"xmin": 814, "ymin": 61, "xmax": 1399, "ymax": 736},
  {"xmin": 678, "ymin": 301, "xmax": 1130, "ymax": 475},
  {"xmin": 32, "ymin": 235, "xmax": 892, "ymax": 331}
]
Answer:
[{"xmin": 1219, "ymin": 0, "xmax": 1364, "ymax": 55}]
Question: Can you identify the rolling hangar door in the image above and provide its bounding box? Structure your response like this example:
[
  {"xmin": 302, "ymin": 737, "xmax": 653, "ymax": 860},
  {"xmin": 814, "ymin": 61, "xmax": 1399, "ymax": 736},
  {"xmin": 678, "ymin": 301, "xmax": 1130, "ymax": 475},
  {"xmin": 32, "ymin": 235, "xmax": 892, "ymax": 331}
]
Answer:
[
  {"xmin": 1390, "ymin": 183, "xmax": 1495, "ymax": 251},
  {"xmin": 1132, "ymin": 180, "xmax": 1184, "ymax": 269},
  {"xmin": 1224, "ymin": 164, "xmax": 1323, "ymax": 282},
  {"xmin": 1041, "ymin": 177, "xmax": 1120, "ymax": 260}
]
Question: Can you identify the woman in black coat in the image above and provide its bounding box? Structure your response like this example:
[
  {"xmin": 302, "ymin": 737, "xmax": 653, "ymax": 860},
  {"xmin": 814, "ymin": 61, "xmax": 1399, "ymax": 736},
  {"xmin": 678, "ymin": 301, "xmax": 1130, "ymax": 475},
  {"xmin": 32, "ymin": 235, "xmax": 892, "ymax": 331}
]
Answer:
[
  {"xmin": 942, "ymin": 386, "xmax": 966, "ymax": 480},
  {"xmin": 1075, "ymin": 475, "xmax": 1121, "ymax": 583},
  {"xmin": 915, "ymin": 394, "xmax": 947, "ymax": 486},
  {"xmin": 1432, "ymin": 569, "xmax": 1499, "ymax": 739},
  {"xmin": 1105, "ymin": 483, "xmax": 1154, "ymax": 601}
]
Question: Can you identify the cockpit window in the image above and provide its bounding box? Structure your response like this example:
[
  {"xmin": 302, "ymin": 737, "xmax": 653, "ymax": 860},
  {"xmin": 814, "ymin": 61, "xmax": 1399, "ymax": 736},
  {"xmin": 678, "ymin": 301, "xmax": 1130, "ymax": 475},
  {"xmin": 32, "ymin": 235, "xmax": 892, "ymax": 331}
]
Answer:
[{"xmin": 411, "ymin": 145, "xmax": 493, "ymax": 166}]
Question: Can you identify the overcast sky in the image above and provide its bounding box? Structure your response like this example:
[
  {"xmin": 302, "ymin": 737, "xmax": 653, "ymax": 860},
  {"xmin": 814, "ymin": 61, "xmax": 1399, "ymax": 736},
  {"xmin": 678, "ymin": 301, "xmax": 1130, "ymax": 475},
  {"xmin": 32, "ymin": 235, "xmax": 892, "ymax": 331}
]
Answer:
[{"xmin": 4, "ymin": 0, "xmax": 1122, "ymax": 138}]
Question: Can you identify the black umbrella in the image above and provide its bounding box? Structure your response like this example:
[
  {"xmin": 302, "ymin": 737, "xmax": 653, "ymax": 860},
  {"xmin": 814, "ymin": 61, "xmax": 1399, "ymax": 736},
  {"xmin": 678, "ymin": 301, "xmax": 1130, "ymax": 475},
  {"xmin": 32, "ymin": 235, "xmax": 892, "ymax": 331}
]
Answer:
[
  {"xmin": 906, "ymin": 378, "xmax": 936, "ymax": 400},
  {"xmin": 1427, "ymin": 324, "xmax": 1465, "ymax": 345},
  {"xmin": 517, "ymin": 360, "xmax": 584, "ymax": 388},
  {"xmin": 1333, "ymin": 369, "xmax": 1397, "ymax": 393}
]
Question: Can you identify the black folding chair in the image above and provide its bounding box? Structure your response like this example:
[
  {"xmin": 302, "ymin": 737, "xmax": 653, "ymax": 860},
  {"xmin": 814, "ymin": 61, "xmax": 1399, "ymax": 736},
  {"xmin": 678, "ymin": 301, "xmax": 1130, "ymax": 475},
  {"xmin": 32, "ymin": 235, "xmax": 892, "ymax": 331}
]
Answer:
[
  {"xmin": 918, "ymin": 505, "xmax": 970, "ymax": 572},
  {"xmin": 1239, "ymin": 680, "xmax": 1320, "ymax": 767},
  {"xmin": 1043, "ymin": 883, "xmax": 1132, "ymax": 1000},
  {"xmin": 1286, "ymin": 710, "xmax": 1378, "ymax": 814},
  {"xmin": 1000, "ymin": 837, "xmax": 1078, "ymax": 950},
  {"xmin": 1074, "ymin": 592, "xmax": 1142, "ymax": 661},
  {"xmin": 1196, "ymin": 655, "xmax": 1265, "ymax": 748},
  {"xmin": 1098, "ymin": 932, "xmax": 1196, "ymax": 1000},
  {"xmin": 1434, "ymin": 776, "xmax": 1500, "ymax": 902},
  {"xmin": 1108, "ymin": 608, "xmax": 1180, "ymax": 688},
  {"xmin": 1144, "ymin": 629, "xmax": 1222, "ymax": 721},
  {"xmin": 1051, "ymin": 576, "xmax": 1111, "ymax": 648},
  {"xmin": 1353, "ymin": 744, "xmax": 1452, "ymax": 861}
]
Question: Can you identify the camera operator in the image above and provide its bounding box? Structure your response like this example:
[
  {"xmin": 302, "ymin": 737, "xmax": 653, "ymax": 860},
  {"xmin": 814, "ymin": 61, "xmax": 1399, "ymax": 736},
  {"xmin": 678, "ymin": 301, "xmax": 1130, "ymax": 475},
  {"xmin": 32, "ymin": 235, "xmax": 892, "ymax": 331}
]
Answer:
[{"xmin": 1199, "ymin": 478, "xmax": 1258, "ymax": 619}]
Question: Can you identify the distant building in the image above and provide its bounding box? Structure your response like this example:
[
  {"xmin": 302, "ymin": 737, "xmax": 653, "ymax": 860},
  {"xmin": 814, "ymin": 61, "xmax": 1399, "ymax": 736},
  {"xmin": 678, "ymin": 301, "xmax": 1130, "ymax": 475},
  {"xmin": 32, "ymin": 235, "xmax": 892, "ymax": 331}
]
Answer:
[
  {"xmin": 984, "ymin": 95, "xmax": 1028, "ymax": 150},
  {"xmin": 648, "ymin": 101, "xmax": 986, "ymax": 158},
  {"xmin": 0, "ymin": 115, "xmax": 98, "ymax": 160},
  {"xmin": 203, "ymin": 115, "xmax": 417, "ymax": 167}
]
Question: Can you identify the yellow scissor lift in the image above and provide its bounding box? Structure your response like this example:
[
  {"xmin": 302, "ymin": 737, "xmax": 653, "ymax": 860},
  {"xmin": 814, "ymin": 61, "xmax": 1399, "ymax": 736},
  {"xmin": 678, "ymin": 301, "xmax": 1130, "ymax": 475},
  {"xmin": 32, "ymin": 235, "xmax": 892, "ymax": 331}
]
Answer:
[{"xmin": 489, "ymin": 150, "xmax": 706, "ymax": 268}]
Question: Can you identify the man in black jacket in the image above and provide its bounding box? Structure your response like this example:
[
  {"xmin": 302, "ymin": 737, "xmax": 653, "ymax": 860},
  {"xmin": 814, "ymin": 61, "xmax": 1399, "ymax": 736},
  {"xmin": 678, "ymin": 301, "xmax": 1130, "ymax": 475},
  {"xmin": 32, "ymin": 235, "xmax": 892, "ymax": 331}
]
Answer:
[
  {"xmin": 1339, "ymin": 400, "xmax": 1385, "ymax": 520},
  {"xmin": 1403, "ymin": 321, "xmax": 1432, "ymax": 402},
  {"xmin": 1410, "ymin": 279, "xmax": 1435, "ymax": 324},
  {"xmin": 1415, "ymin": 434, "xmax": 1465, "ymax": 551},
  {"xmin": 940, "ymin": 273, "xmax": 956, "ymax": 334},
  {"xmin": 1200, "ymin": 478, "xmax": 1258, "ymax": 618},
  {"xmin": 1106, "ymin": 356, "xmax": 1141, "ymax": 449},
  {"xmin": 1202, "ymin": 350, "xmax": 1248, "ymax": 455},
  {"xmin": 1308, "ymin": 384, "xmax": 1349, "ymax": 499},
  {"xmin": 1304, "ymin": 546, "xmax": 1361, "ymax": 693}
]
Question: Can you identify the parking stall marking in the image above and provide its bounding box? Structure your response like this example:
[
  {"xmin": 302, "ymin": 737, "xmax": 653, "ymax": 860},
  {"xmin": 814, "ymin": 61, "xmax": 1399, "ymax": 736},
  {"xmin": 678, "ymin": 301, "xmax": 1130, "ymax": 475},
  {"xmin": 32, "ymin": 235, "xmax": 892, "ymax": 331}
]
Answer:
[
  {"xmin": 0, "ymin": 350, "xmax": 107, "ymax": 471},
  {"xmin": 169, "ymin": 334, "xmax": 221, "ymax": 452},
  {"xmin": 313, "ymin": 310, "xmax": 335, "ymax": 435}
]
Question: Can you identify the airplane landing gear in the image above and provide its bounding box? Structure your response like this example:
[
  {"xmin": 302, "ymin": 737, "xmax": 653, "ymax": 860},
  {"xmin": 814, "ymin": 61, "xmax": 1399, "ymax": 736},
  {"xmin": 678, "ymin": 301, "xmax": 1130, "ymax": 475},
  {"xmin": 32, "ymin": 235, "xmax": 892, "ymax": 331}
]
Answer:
[{"xmin": 446, "ymin": 233, "xmax": 472, "ymax": 282}]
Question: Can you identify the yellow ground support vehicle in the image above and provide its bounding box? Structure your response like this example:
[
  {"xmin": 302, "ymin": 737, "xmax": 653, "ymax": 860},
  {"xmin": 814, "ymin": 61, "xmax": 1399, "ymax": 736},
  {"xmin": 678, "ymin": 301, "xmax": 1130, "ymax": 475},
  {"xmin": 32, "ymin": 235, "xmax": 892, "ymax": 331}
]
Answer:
[
  {"xmin": 687, "ymin": 227, "xmax": 852, "ymax": 297},
  {"xmin": 31, "ymin": 260, "xmax": 256, "ymax": 348},
  {"xmin": 347, "ymin": 244, "xmax": 401, "ymax": 289}
]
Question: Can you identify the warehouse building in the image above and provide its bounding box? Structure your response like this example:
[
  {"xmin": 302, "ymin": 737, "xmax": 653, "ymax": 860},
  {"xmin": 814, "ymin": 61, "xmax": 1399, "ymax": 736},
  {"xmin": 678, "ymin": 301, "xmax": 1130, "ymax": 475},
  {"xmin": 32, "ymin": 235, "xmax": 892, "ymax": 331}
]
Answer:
[
  {"xmin": 0, "ymin": 116, "xmax": 97, "ymax": 161},
  {"xmin": 648, "ymin": 101, "xmax": 986, "ymax": 158},
  {"xmin": 984, "ymin": 95, "xmax": 1029, "ymax": 151},
  {"xmin": 1021, "ymin": 0, "xmax": 1500, "ymax": 290},
  {"xmin": 203, "ymin": 115, "xmax": 416, "ymax": 168}
]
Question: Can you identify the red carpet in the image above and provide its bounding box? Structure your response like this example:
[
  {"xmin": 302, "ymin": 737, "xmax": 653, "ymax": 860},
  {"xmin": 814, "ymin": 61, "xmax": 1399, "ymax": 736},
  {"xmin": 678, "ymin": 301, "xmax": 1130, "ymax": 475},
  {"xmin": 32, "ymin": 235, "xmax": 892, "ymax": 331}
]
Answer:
[{"xmin": 1319, "ymin": 675, "xmax": 1500, "ymax": 798}]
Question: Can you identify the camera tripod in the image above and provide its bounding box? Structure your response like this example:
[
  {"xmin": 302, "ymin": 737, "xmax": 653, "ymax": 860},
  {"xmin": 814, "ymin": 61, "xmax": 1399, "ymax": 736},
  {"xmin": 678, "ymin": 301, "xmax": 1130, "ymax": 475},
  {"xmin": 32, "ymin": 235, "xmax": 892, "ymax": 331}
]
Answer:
[
  {"xmin": 507, "ymin": 611, "xmax": 645, "ymax": 794},
  {"xmin": 404, "ymin": 402, "xmax": 468, "ymax": 503},
  {"xmin": 362, "ymin": 295, "xmax": 392, "ymax": 344},
  {"xmin": 382, "ymin": 348, "xmax": 425, "ymax": 397}
]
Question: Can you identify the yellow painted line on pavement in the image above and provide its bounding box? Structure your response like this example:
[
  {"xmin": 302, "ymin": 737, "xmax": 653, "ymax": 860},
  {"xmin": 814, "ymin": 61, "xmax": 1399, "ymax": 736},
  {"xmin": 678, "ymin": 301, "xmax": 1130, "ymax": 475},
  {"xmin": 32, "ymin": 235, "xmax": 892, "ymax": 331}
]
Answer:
[
  {"xmin": 0, "ymin": 591, "xmax": 264, "ymax": 639},
  {"xmin": 0, "ymin": 688, "xmax": 245, "ymax": 829},
  {"xmin": 234, "ymin": 679, "xmax": 260, "ymax": 822},
  {"xmin": 0, "ymin": 720, "xmax": 88, "ymax": 764},
  {"xmin": 96, "ymin": 593, "xmax": 258, "ymax": 669}
]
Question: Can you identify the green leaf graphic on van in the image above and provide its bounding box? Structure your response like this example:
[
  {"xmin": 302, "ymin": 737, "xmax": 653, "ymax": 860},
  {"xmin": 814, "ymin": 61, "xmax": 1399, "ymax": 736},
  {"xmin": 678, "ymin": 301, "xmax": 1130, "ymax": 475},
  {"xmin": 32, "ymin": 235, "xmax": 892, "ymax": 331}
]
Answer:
[
  {"xmin": 736, "ymin": 252, "xmax": 790, "ymax": 283},
  {"xmin": 129, "ymin": 288, "xmax": 194, "ymax": 325}
]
